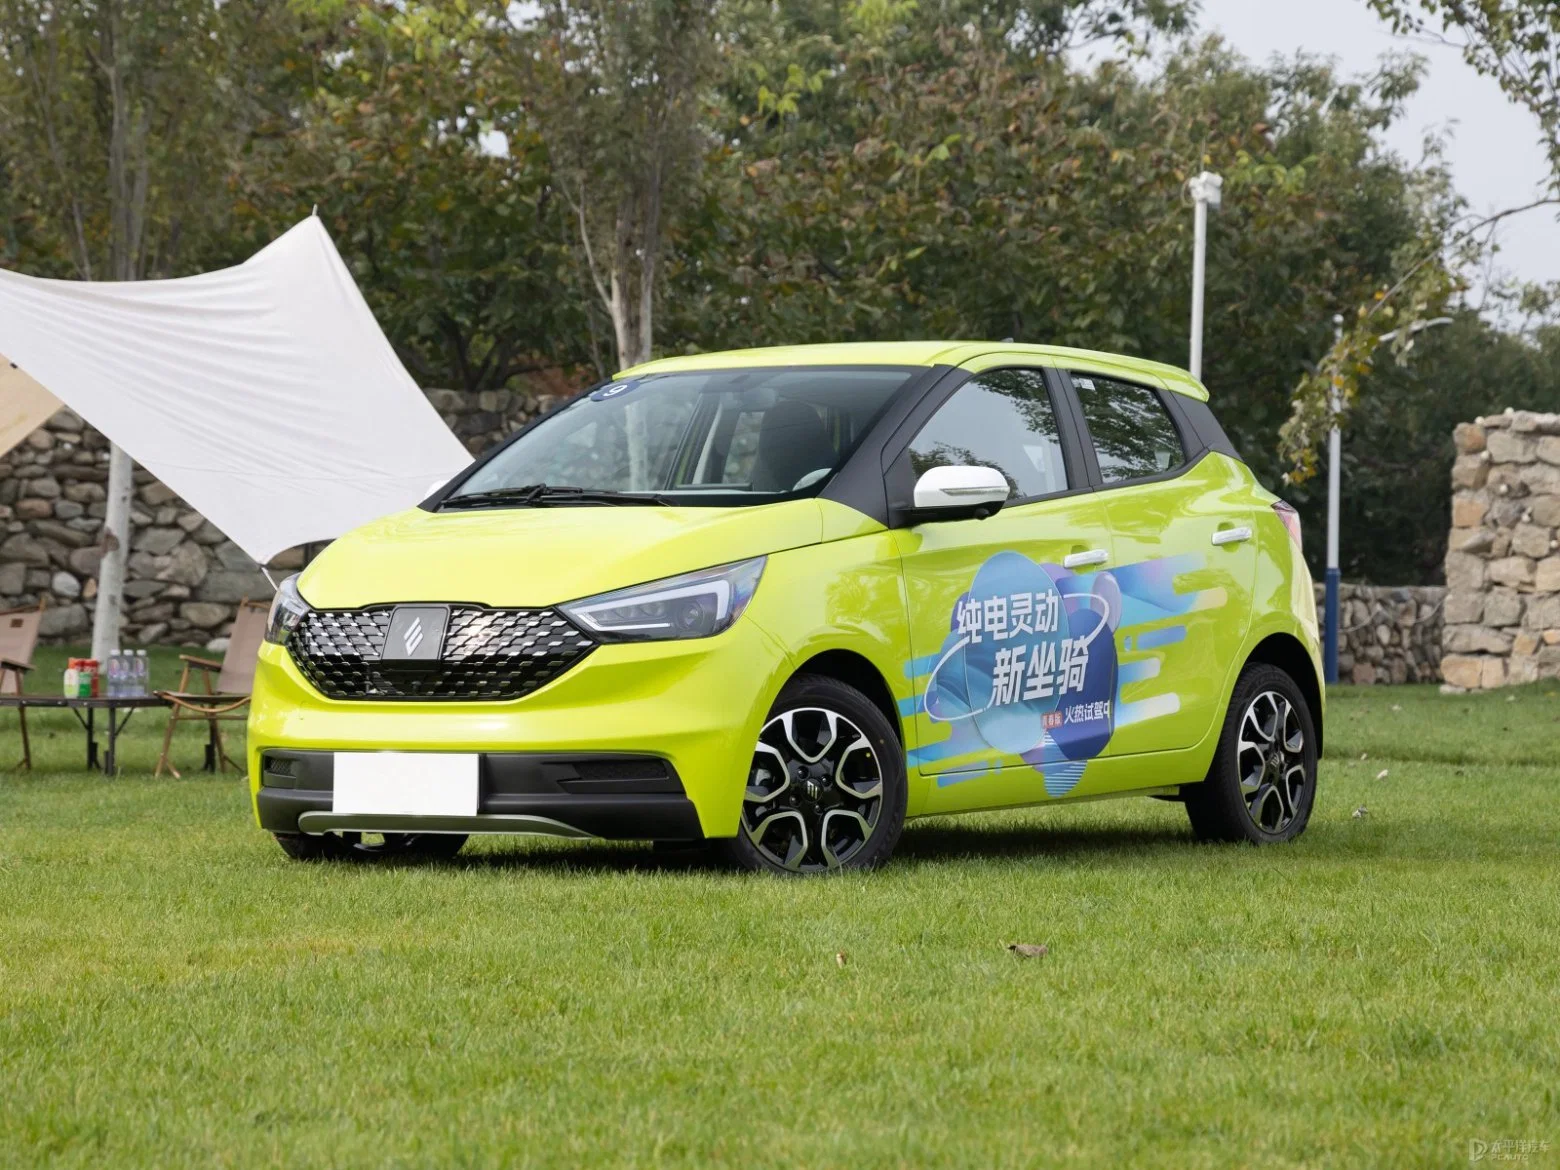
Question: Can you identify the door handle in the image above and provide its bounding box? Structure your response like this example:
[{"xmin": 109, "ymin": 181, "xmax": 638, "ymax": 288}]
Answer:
[
  {"xmin": 1211, "ymin": 526, "xmax": 1253, "ymax": 547},
  {"xmin": 1063, "ymin": 548, "xmax": 1109, "ymax": 569}
]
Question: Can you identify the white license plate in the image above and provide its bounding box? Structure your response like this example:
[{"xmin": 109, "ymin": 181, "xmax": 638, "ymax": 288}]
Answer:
[{"xmin": 332, "ymin": 752, "xmax": 479, "ymax": 817}]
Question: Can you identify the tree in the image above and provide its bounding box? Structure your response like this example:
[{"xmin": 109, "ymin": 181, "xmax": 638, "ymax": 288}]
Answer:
[
  {"xmin": 1283, "ymin": 0, "xmax": 1560, "ymax": 483},
  {"xmin": 517, "ymin": 0, "xmax": 718, "ymax": 371},
  {"xmin": 1368, "ymin": 0, "xmax": 1560, "ymax": 179},
  {"xmin": 232, "ymin": 1, "xmax": 590, "ymax": 394},
  {"xmin": 671, "ymin": 25, "xmax": 1444, "ymax": 492},
  {"xmin": 0, "ymin": 0, "xmax": 302, "ymax": 660}
]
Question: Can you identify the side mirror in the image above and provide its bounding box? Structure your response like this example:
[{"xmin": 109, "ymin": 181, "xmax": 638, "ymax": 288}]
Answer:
[{"xmin": 904, "ymin": 465, "xmax": 1010, "ymax": 524}]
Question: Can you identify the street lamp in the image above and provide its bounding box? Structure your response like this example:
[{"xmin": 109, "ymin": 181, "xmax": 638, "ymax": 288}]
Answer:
[
  {"xmin": 1187, "ymin": 171, "xmax": 1222, "ymax": 381},
  {"xmin": 1323, "ymin": 314, "xmax": 1345, "ymax": 687},
  {"xmin": 1322, "ymin": 314, "xmax": 1454, "ymax": 684}
]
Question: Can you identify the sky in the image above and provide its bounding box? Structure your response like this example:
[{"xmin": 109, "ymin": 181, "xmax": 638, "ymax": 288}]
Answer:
[{"xmin": 1194, "ymin": 0, "xmax": 1559, "ymax": 302}]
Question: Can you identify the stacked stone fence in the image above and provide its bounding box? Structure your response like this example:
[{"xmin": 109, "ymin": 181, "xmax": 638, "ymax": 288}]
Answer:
[
  {"xmin": 0, "ymin": 384, "xmax": 560, "ymax": 647},
  {"xmin": 1440, "ymin": 410, "xmax": 1560, "ymax": 689},
  {"xmin": 1315, "ymin": 583, "xmax": 1445, "ymax": 685}
]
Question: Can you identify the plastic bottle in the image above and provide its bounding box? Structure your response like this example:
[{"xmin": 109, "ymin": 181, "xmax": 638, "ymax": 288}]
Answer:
[
  {"xmin": 135, "ymin": 650, "xmax": 150, "ymax": 698},
  {"xmin": 107, "ymin": 651, "xmax": 124, "ymax": 699}
]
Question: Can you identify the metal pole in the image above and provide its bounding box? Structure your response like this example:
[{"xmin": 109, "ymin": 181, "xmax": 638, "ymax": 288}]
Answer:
[
  {"xmin": 1324, "ymin": 314, "xmax": 1343, "ymax": 686},
  {"xmin": 1186, "ymin": 172, "xmax": 1222, "ymax": 382},
  {"xmin": 1190, "ymin": 196, "xmax": 1207, "ymax": 381}
]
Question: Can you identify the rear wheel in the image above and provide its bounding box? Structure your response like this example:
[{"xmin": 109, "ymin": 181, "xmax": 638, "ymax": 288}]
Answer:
[
  {"xmin": 719, "ymin": 674, "xmax": 907, "ymax": 874},
  {"xmin": 1184, "ymin": 663, "xmax": 1317, "ymax": 844},
  {"xmin": 272, "ymin": 831, "xmax": 468, "ymax": 863}
]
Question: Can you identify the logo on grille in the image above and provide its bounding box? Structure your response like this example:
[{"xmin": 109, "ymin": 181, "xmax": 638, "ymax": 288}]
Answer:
[
  {"xmin": 403, "ymin": 617, "xmax": 425, "ymax": 656},
  {"xmin": 382, "ymin": 606, "xmax": 448, "ymax": 662}
]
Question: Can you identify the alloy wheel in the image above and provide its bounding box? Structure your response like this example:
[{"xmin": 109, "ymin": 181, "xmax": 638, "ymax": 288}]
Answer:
[
  {"xmin": 1235, "ymin": 689, "xmax": 1308, "ymax": 835},
  {"xmin": 741, "ymin": 707, "xmax": 884, "ymax": 872}
]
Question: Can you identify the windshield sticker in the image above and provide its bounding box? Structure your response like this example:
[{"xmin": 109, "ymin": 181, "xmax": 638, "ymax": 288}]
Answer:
[
  {"xmin": 589, "ymin": 379, "xmax": 643, "ymax": 402},
  {"xmin": 904, "ymin": 550, "xmax": 1217, "ymax": 796}
]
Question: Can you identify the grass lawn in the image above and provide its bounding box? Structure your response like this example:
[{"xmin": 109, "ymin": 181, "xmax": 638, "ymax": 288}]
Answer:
[{"xmin": 2, "ymin": 649, "xmax": 1558, "ymax": 1168}]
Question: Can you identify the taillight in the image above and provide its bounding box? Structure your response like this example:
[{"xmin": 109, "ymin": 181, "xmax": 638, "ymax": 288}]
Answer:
[{"xmin": 1272, "ymin": 500, "xmax": 1302, "ymax": 548}]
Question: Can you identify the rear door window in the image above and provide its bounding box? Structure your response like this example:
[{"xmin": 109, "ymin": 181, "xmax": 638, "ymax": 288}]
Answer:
[{"xmin": 1071, "ymin": 375, "xmax": 1185, "ymax": 484}]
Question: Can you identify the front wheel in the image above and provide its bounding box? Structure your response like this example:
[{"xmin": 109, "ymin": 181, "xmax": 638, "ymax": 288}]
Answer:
[
  {"xmin": 273, "ymin": 831, "xmax": 468, "ymax": 863},
  {"xmin": 1183, "ymin": 663, "xmax": 1318, "ymax": 844},
  {"xmin": 718, "ymin": 674, "xmax": 907, "ymax": 875}
]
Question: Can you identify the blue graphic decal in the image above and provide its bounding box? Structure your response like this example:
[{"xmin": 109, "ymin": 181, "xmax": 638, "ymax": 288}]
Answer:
[
  {"xmin": 906, "ymin": 549, "xmax": 1218, "ymax": 796},
  {"xmin": 1136, "ymin": 625, "xmax": 1187, "ymax": 650}
]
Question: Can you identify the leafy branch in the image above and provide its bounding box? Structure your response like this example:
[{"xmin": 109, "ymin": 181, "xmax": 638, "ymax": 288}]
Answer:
[{"xmin": 1280, "ymin": 196, "xmax": 1560, "ymax": 481}]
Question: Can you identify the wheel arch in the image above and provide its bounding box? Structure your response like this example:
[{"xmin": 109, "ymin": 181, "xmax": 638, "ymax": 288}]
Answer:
[
  {"xmin": 794, "ymin": 649, "xmax": 905, "ymax": 745},
  {"xmin": 1244, "ymin": 632, "xmax": 1324, "ymax": 752}
]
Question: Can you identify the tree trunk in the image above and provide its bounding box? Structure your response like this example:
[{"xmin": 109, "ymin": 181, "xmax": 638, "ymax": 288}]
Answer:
[
  {"xmin": 606, "ymin": 190, "xmax": 653, "ymax": 371},
  {"xmin": 89, "ymin": 0, "xmax": 143, "ymax": 661},
  {"xmin": 604, "ymin": 195, "xmax": 657, "ymax": 490},
  {"xmin": 609, "ymin": 268, "xmax": 649, "ymax": 370},
  {"xmin": 90, "ymin": 444, "xmax": 134, "ymax": 663}
]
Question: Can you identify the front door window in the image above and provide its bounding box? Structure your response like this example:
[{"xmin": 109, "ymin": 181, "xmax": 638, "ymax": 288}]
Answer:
[{"xmin": 901, "ymin": 368, "xmax": 1068, "ymax": 500}]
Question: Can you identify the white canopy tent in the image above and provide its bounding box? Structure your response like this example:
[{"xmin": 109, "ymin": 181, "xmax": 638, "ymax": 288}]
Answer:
[{"xmin": 0, "ymin": 217, "xmax": 470, "ymax": 566}]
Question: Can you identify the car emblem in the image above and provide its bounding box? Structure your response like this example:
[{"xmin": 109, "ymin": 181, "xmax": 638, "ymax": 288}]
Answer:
[{"xmin": 382, "ymin": 606, "xmax": 449, "ymax": 662}]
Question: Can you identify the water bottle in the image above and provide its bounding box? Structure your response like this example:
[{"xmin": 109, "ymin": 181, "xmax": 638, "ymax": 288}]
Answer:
[
  {"xmin": 134, "ymin": 650, "xmax": 149, "ymax": 698},
  {"xmin": 106, "ymin": 651, "xmax": 123, "ymax": 699}
]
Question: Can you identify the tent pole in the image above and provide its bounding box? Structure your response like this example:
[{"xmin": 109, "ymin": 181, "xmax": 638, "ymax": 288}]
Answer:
[{"xmin": 90, "ymin": 442, "xmax": 134, "ymax": 663}]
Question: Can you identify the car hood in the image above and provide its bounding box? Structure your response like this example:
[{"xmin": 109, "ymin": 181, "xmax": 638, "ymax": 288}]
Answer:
[{"xmin": 296, "ymin": 499, "xmax": 828, "ymax": 609}]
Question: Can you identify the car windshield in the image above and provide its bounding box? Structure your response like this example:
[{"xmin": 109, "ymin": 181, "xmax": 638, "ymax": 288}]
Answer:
[{"xmin": 444, "ymin": 367, "xmax": 916, "ymax": 507}]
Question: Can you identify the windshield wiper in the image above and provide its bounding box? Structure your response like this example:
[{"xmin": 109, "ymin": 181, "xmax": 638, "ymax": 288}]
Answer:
[{"xmin": 440, "ymin": 483, "xmax": 669, "ymax": 510}]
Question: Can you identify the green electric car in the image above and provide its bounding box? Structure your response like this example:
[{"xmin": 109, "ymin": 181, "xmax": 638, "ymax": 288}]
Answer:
[{"xmin": 250, "ymin": 341, "xmax": 1322, "ymax": 873}]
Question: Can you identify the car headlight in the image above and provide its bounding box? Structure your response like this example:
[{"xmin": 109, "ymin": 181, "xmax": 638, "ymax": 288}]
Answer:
[
  {"xmin": 265, "ymin": 574, "xmax": 311, "ymax": 646},
  {"xmin": 560, "ymin": 557, "xmax": 766, "ymax": 642}
]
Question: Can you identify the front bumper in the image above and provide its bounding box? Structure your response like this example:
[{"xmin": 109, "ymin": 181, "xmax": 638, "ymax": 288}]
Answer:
[
  {"xmin": 247, "ymin": 613, "xmax": 797, "ymax": 840},
  {"xmin": 257, "ymin": 749, "xmax": 703, "ymax": 839}
]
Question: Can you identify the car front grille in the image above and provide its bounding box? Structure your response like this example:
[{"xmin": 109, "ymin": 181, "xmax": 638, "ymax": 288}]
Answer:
[{"xmin": 288, "ymin": 606, "xmax": 596, "ymax": 701}]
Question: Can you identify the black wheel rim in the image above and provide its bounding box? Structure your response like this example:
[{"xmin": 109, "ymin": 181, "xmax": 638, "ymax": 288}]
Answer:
[
  {"xmin": 1236, "ymin": 690, "xmax": 1308, "ymax": 834},
  {"xmin": 741, "ymin": 707, "xmax": 883, "ymax": 872}
]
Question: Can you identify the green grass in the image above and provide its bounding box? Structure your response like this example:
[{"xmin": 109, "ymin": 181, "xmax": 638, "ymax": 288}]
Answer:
[{"xmin": 2, "ymin": 658, "xmax": 1558, "ymax": 1168}]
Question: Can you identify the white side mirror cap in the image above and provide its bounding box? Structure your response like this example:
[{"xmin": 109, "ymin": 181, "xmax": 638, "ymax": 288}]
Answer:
[{"xmin": 912, "ymin": 465, "xmax": 1010, "ymax": 511}]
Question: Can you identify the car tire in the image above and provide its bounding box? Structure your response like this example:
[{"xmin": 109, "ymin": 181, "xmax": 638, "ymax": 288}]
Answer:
[
  {"xmin": 272, "ymin": 831, "xmax": 468, "ymax": 863},
  {"xmin": 718, "ymin": 673, "xmax": 907, "ymax": 875},
  {"xmin": 1183, "ymin": 662, "xmax": 1318, "ymax": 844}
]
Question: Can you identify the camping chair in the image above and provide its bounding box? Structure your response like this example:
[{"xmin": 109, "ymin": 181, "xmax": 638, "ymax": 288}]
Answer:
[
  {"xmin": 0, "ymin": 599, "xmax": 45, "ymax": 769},
  {"xmin": 155, "ymin": 598, "xmax": 269, "ymax": 779}
]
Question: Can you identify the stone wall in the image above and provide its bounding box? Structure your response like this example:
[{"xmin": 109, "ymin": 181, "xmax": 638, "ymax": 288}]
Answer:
[
  {"xmin": 1315, "ymin": 582, "xmax": 1445, "ymax": 685},
  {"xmin": 1441, "ymin": 409, "xmax": 1560, "ymax": 690},
  {"xmin": 0, "ymin": 384, "xmax": 558, "ymax": 646}
]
